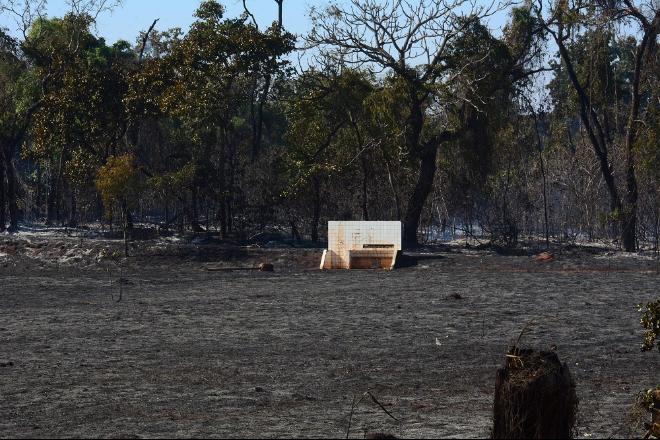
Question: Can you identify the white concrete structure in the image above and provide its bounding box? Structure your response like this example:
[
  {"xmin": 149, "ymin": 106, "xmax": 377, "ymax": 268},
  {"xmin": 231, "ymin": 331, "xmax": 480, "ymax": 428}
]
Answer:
[{"xmin": 320, "ymin": 221, "xmax": 402, "ymax": 270}]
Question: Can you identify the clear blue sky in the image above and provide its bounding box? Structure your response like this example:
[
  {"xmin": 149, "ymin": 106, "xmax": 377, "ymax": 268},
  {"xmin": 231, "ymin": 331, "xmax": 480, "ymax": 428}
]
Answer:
[
  {"xmin": 93, "ymin": 0, "xmax": 330, "ymax": 44},
  {"xmin": 0, "ymin": 0, "xmax": 338, "ymax": 43},
  {"xmin": 1, "ymin": 0, "xmax": 511, "ymax": 45}
]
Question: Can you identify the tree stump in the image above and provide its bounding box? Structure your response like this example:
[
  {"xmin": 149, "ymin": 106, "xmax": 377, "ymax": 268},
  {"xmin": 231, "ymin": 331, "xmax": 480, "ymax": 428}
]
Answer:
[{"xmin": 492, "ymin": 347, "xmax": 577, "ymax": 439}]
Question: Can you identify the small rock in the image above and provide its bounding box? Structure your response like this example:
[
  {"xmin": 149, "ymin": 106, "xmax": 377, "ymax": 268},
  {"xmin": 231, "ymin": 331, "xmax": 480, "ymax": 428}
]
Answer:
[
  {"xmin": 255, "ymin": 386, "xmax": 266, "ymax": 393},
  {"xmin": 259, "ymin": 263, "xmax": 274, "ymax": 272},
  {"xmin": 0, "ymin": 360, "xmax": 14, "ymax": 367}
]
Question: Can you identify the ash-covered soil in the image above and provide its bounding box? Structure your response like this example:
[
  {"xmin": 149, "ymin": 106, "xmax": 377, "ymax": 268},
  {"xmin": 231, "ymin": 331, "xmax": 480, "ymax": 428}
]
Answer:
[{"xmin": 1, "ymin": 233, "xmax": 659, "ymax": 438}]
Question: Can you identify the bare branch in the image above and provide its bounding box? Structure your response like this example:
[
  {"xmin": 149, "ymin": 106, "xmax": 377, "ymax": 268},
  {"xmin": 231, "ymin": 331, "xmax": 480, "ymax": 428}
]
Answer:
[
  {"xmin": 307, "ymin": 0, "xmax": 512, "ymax": 80},
  {"xmin": 138, "ymin": 18, "xmax": 159, "ymax": 61},
  {"xmin": 242, "ymin": 0, "xmax": 258, "ymax": 29},
  {"xmin": 0, "ymin": 0, "xmax": 47, "ymax": 39}
]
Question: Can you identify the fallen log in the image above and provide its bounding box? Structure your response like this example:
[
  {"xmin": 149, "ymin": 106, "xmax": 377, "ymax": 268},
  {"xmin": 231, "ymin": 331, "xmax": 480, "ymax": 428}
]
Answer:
[{"xmin": 206, "ymin": 262, "xmax": 274, "ymax": 272}]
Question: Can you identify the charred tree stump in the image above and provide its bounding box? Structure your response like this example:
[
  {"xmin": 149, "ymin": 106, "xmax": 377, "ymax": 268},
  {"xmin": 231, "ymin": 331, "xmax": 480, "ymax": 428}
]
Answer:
[{"xmin": 492, "ymin": 348, "xmax": 577, "ymax": 439}]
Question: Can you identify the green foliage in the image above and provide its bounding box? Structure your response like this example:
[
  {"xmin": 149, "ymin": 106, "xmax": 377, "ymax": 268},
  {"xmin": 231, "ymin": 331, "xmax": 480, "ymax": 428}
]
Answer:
[
  {"xmin": 148, "ymin": 163, "xmax": 196, "ymax": 199},
  {"xmin": 66, "ymin": 149, "xmax": 99, "ymax": 188},
  {"xmin": 127, "ymin": 0, "xmax": 294, "ymax": 173},
  {"xmin": 639, "ymin": 300, "xmax": 660, "ymax": 353},
  {"xmin": 22, "ymin": 13, "xmax": 132, "ymax": 192},
  {"xmin": 281, "ymin": 69, "xmax": 374, "ymax": 196},
  {"xmin": 160, "ymin": 0, "xmax": 294, "ymax": 127},
  {"xmin": 0, "ymin": 29, "xmax": 39, "ymax": 139},
  {"xmin": 636, "ymin": 101, "xmax": 660, "ymax": 183},
  {"xmin": 1, "ymin": 0, "xmax": 658, "ymax": 249},
  {"xmin": 548, "ymin": 30, "xmax": 634, "ymax": 117},
  {"xmin": 640, "ymin": 387, "xmax": 659, "ymax": 412},
  {"xmin": 445, "ymin": 17, "xmax": 516, "ymax": 115},
  {"xmin": 504, "ymin": 6, "xmax": 543, "ymax": 61},
  {"xmin": 95, "ymin": 154, "xmax": 143, "ymax": 217}
]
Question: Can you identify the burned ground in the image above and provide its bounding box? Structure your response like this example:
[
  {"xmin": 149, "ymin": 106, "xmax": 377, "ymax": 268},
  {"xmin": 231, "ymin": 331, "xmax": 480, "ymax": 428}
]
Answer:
[{"xmin": 0, "ymin": 234, "xmax": 658, "ymax": 438}]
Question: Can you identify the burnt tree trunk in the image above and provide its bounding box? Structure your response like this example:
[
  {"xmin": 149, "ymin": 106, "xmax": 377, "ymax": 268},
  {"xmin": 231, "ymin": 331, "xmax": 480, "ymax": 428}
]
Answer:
[
  {"xmin": 177, "ymin": 206, "xmax": 185, "ymax": 235},
  {"xmin": 361, "ymin": 157, "xmax": 369, "ymax": 221},
  {"xmin": 250, "ymin": 0, "xmax": 283, "ymax": 160},
  {"xmin": 218, "ymin": 202, "xmax": 227, "ymax": 239},
  {"xmin": 290, "ymin": 219, "xmax": 301, "ymax": 241},
  {"xmin": 0, "ymin": 156, "xmax": 5, "ymax": 232},
  {"xmin": 191, "ymin": 186, "xmax": 202, "ymax": 233},
  {"xmin": 46, "ymin": 169, "xmax": 57, "ymax": 226},
  {"xmin": 548, "ymin": 16, "xmax": 659, "ymax": 252},
  {"xmin": 5, "ymin": 152, "xmax": 19, "ymax": 232},
  {"xmin": 402, "ymin": 99, "xmax": 426, "ymax": 245},
  {"xmin": 349, "ymin": 113, "xmax": 370, "ymax": 221},
  {"xmin": 310, "ymin": 176, "xmax": 320, "ymax": 243},
  {"xmin": 218, "ymin": 127, "xmax": 228, "ymax": 239},
  {"xmin": 276, "ymin": 0, "xmax": 283, "ymax": 28},
  {"xmin": 34, "ymin": 164, "xmax": 42, "ymax": 219},
  {"xmin": 381, "ymin": 147, "xmax": 402, "ymax": 220},
  {"xmin": 620, "ymin": 23, "xmax": 655, "ymax": 252},
  {"xmin": 68, "ymin": 191, "xmax": 77, "ymax": 228},
  {"xmin": 403, "ymin": 144, "xmax": 437, "ymax": 245},
  {"xmin": 47, "ymin": 157, "xmax": 64, "ymax": 226},
  {"xmin": 492, "ymin": 348, "xmax": 577, "ymax": 439},
  {"xmin": 126, "ymin": 209, "xmax": 134, "ymax": 231},
  {"xmin": 121, "ymin": 201, "xmax": 132, "ymax": 258},
  {"xmin": 402, "ymin": 127, "xmax": 455, "ymax": 245},
  {"xmin": 552, "ymin": 28, "xmax": 623, "ymax": 238}
]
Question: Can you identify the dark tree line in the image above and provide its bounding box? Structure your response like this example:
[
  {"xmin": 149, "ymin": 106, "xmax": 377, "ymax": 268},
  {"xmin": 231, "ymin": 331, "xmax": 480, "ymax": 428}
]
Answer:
[{"xmin": 0, "ymin": 0, "xmax": 658, "ymax": 251}]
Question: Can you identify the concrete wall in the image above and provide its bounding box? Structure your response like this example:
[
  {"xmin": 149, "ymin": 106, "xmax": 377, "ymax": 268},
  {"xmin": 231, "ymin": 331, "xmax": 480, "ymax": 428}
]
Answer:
[{"xmin": 322, "ymin": 221, "xmax": 402, "ymax": 269}]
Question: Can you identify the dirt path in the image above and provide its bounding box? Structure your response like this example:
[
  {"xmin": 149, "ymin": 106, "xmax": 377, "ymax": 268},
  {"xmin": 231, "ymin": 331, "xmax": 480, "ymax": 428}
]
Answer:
[{"xmin": 0, "ymin": 241, "xmax": 658, "ymax": 438}]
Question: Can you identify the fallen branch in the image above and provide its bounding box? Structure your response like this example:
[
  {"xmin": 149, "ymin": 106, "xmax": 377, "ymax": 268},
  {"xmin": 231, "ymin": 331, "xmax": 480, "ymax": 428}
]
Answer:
[{"xmin": 206, "ymin": 263, "xmax": 274, "ymax": 272}]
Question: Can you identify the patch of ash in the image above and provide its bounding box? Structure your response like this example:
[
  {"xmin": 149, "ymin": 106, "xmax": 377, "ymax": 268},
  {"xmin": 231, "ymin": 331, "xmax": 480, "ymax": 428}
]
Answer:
[{"xmin": 594, "ymin": 250, "xmax": 660, "ymax": 261}]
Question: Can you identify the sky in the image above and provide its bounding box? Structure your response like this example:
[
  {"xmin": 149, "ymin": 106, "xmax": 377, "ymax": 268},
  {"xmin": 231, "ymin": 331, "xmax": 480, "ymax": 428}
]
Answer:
[
  {"xmin": 89, "ymin": 0, "xmax": 327, "ymax": 44},
  {"xmin": 1, "ymin": 0, "xmax": 512, "ymax": 46}
]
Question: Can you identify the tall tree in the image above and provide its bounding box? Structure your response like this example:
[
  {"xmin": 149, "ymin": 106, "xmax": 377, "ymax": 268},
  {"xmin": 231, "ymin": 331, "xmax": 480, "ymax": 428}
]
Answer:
[
  {"xmin": 308, "ymin": 0, "xmax": 544, "ymax": 244},
  {"xmin": 243, "ymin": 0, "xmax": 286, "ymax": 159},
  {"xmin": 126, "ymin": 0, "xmax": 294, "ymax": 235},
  {"xmin": 0, "ymin": 28, "xmax": 42, "ymax": 231},
  {"xmin": 283, "ymin": 67, "xmax": 375, "ymax": 241},
  {"xmin": 536, "ymin": 0, "xmax": 660, "ymax": 251},
  {"xmin": 22, "ymin": 13, "xmax": 132, "ymax": 226},
  {"xmin": 0, "ymin": 0, "xmax": 123, "ymax": 231}
]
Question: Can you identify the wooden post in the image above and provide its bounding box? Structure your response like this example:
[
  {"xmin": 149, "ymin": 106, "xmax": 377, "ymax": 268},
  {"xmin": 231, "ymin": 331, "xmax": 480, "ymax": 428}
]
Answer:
[{"xmin": 492, "ymin": 348, "xmax": 577, "ymax": 439}]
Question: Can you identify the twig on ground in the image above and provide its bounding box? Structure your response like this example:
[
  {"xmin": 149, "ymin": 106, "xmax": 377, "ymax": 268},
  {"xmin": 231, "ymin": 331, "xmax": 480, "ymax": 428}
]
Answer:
[{"xmin": 345, "ymin": 390, "xmax": 399, "ymax": 439}]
